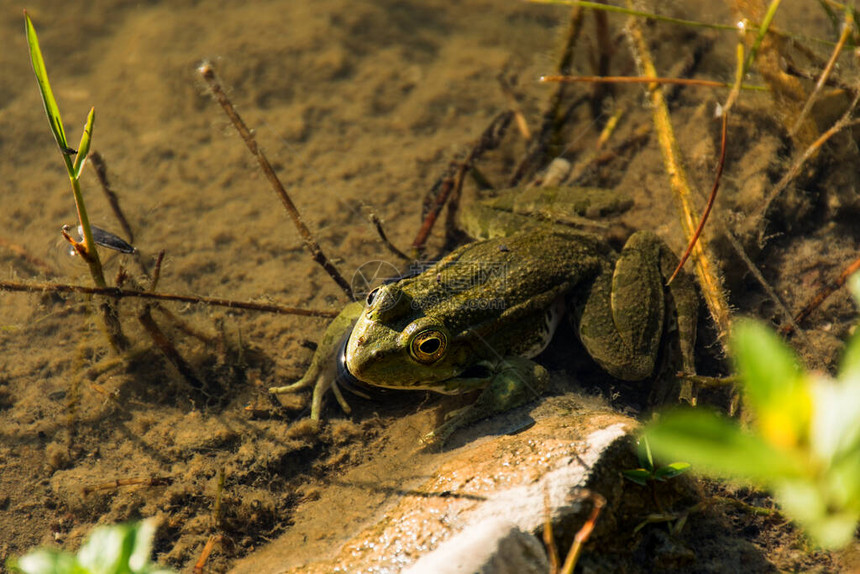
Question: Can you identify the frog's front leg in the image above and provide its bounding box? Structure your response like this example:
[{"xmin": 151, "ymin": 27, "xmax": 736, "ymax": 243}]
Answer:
[
  {"xmin": 576, "ymin": 231, "xmax": 696, "ymax": 381},
  {"xmin": 269, "ymin": 301, "xmax": 364, "ymax": 419},
  {"xmin": 421, "ymin": 357, "xmax": 549, "ymax": 446}
]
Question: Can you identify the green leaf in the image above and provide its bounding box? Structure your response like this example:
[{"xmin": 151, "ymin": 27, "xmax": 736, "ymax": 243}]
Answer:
[
  {"xmin": 12, "ymin": 550, "xmax": 83, "ymax": 574},
  {"xmin": 128, "ymin": 519, "xmax": 157, "ymax": 572},
  {"xmin": 73, "ymin": 108, "xmax": 95, "ymax": 179},
  {"xmin": 24, "ymin": 12, "xmax": 69, "ymax": 153},
  {"xmin": 731, "ymin": 319, "xmax": 802, "ymax": 413},
  {"xmin": 773, "ymin": 479, "xmax": 860, "ymax": 549},
  {"xmin": 731, "ymin": 320, "xmax": 812, "ymax": 450},
  {"xmin": 811, "ymin": 374, "xmax": 860, "ymax": 465},
  {"xmin": 644, "ymin": 408, "xmax": 805, "ymax": 484},
  {"xmin": 840, "ymin": 273, "xmax": 860, "ymax": 378},
  {"xmin": 622, "ymin": 468, "xmax": 653, "ymax": 486},
  {"xmin": 655, "ymin": 461, "xmax": 691, "ymax": 481},
  {"xmin": 636, "ymin": 436, "xmax": 654, "ymax": 472}
]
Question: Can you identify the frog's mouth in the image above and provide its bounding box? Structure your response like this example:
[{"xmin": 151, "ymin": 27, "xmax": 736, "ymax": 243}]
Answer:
[{"xmin": 335, "ymin": 330, "xmax": 391, "ymax": 399}]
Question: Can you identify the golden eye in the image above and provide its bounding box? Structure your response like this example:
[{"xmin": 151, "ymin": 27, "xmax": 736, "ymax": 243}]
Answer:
[{"xmin": 410, "ymin": 329, "xmax": 447, "ymax": 364}]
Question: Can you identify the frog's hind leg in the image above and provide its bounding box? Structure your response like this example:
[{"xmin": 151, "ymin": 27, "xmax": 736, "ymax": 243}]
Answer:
[
  {"xmin": 655, "ymin": 238, "xmax": 699, "ymax": 403},
  {"xmin": 575, "ymin": 231, "xmax": 667, "ymax": 381}
]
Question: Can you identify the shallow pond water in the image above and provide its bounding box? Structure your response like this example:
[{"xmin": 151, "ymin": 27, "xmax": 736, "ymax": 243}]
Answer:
[{"xmin": 0, "ymin": 1, "xmax": 857, "ymax": 571}]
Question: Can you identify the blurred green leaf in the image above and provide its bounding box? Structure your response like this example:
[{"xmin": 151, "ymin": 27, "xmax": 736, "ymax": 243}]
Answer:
[
  {"xmin": 24, "ymin": 11, "xmax": 69, "ymax": 154},
  {"xmin": 732, "ymin": 319, "xmax": 811, "ymax": 449},
  {"xmin": 840, "ymin": 273, "xmax": 860, "ymax": 378},
  {"xmin": 654, "ymin": 461, "xmax": 691, "ymax": 481},
  {"xmin": 11, "ymin": 520, "xmax": 174, "ymax": 574},
  {"xmin": 129, "ymin": 519, "xmax": 158, "ymax": 572},
  {"xmin": 774, "ymin": 479, "xmax": 860, "ymax": 549},
  {"xmin": 11, "ymin": 550, "xmax": 84, "ymax": 574},
  {"xmin": 644, "ymin": 408, "xmax": 805, "ymax": 483},
  {"xmin": 732, "ymin": 319, "xmax": 802, "ymax": 412},
  {"xmin": 622, "ymin": 468, "xmax": 652, "ymax": 486},
  {"xmin": 636, "ymin": 436, "xmax": 654, "ymax": 472},
  {"xmin": 811, "ymin": 374, "xmax": 860, "ymax": 465}
]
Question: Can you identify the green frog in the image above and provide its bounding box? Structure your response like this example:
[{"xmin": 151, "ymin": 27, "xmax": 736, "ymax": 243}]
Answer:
[{"xmin": 270, "ymin": 186, "xmax": 697, "ymax": 444}]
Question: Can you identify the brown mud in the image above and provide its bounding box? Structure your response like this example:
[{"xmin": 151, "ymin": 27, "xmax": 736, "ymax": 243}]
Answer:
[{"xmin": 0, "ymin": 0, "xmax": 858, "ymax": 572}]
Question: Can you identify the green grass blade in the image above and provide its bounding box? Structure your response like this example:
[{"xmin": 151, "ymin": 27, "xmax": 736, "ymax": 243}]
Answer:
[
  {"xmin": 742, "ymin": 0, "xmax": 783, "ymax": 75},
  {"xmin": 24, "ymin": 11, "xmax": 69, "ymax": 154},
  {"xmin": 73, "ymin": 108, "xmax": 95, "ymax": 179}
]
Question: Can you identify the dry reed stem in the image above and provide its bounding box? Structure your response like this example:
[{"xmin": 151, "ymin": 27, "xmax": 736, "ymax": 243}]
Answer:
[
  {"xmin": 790, "ymin": 10, "xmax": 854, "ymax": 136},
  {"xmin": 541, "ymin": 75, "xmax": 743, "ymax": 89},
  {"xmin": 625, "ymin": 14, "xmax": 732, "ymax": 347}
]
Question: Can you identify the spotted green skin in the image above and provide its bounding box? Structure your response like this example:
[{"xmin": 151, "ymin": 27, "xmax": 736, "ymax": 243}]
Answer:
[{"xmin": 271, "ymin": 187, "xmax": 697, "ymax": 444}]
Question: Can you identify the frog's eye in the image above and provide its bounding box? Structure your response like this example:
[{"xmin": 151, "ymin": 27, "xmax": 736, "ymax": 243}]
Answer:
[
  {"xmin": 410, "ymin": 329, "xmax": 447, "ymax": 364},
  {"xmin": 366, "ymin": 287, "xmax": 381, "ymax": 306}
]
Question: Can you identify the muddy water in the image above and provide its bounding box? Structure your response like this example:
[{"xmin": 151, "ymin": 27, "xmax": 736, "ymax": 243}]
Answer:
[{"xmin": 0, "ymin": 0, "xmax": 855, "ymax": 572}]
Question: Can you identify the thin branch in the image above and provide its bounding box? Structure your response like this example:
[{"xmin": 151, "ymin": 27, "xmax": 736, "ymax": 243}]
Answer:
[
  {"xmin": 411, "ymin": 111, "xmax": 513, "ymax": 254},
  {"xmin": 756, "ymin": 96, "xmax": 860, "ymax": 242},
  {"xmin": 781, "ymin": 256, "xmax": 860, "ymax": 335},
  {"xmin": 0, "ymin": 279, "xmax": 339, "ymax": 318},
  {"xmin": 790, "ymin": 10, "xmax": 854, "ymax": 136},
  {"xmin": 198, "ymin": 62, "xmax": 354, "ymax": 300}
]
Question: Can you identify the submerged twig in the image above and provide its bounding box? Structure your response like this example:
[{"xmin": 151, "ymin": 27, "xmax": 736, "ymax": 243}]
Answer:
[
  {"xmin": 626, "ymin": 12, "xmax": 732, "ymax": 346},
  {"xmin": 790, "ymin": 9, "xmax": 854, "ymax": 136},
  {"xmin": 411, "ymin": 110, "xmax": 513, "ymax": 255},
  {"xmin": 198, "ymin": 62, "xmax": 354, "ymax": 300},
  {"xmin": 668, "ymin": 112, "xmax": 728, "ymax": 285},
  {"xmin": 0, "ymin": 279, "xmax": 339, "ymax": 318},
  {"xmin": 82, "ymin": 476, "xmax": 173, "ymax": 496},
  {"xmin": 138, "ymin": 305, "xmax": 204, "ymax": 390},
  {"xmin": 510, "ymin": 5, "xmax": 585, "ymax": 186},
  {"xmin": 367, "ymin": 212, "xmax": 411, "ymax": 262},
  {"xmin": 755, "ymin": 93, "xmax": 860, "ymax": 244},
  {"xmin": 781, "ymin": 256, "xmax": 860, "ymax": 335},
  {"xmin": 193, "ymin": 535, "xmax": 223, "ymax": 574},
  {"xmin": 497, "ymin": 73, "xmax": 532, "ymax": 141},
  {"xmin": 561, "ymin": 490, "xmax": 606, "ymax": 574},
  {"xmin": 89, "ymin": 151, "xmax": 135, "ymax": 245}
]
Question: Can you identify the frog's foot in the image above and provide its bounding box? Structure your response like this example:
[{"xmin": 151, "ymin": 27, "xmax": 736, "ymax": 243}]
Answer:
[
  {"xmin": 420, "ymin": 357, "xmax": 548, "ymax": 447},
  {"xmin": 269, "ymin": 302, "xmax": 364, "ymax": 420},
  {"xmin": 269, "ymin": 375, "xmax": 317, "ymax": 395},
  {"xmin": 270, "ymin": 348, "xmax": 361, "ymax": 420},
  {"xmin": 269, "ymin": 367, "xmax": 337, "ymax": 421}
]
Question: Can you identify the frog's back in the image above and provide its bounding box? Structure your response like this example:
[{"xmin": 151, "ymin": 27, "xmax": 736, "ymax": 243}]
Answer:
[{"xmin": 406, "ymin": 229, "xmax": 612, "ymax": 343}]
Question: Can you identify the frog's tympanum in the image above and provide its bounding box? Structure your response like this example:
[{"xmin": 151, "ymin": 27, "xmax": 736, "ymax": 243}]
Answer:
[{"xmin": 271, "ymin": 187, "xmax": 697, "ymax": 444}]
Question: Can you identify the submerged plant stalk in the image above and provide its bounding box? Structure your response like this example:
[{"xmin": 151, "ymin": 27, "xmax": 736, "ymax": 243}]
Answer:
[{"xmin": 24, "ymin": 11, "xmax": 127, "ymax": 351}]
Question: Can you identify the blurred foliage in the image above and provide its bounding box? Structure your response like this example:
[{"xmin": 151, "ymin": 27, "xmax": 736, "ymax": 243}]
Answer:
[
  {"xmin": 645, "ymin": 275, "xmax": 860, "ymax": 549},
  {"xmin": 8, "ymin": 520, "xmax": 175, "ymax": 574}
]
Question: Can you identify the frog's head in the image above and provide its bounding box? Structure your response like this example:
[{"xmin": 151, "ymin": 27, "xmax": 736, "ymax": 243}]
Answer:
[{"xmin": 343, "ymin": 284, "xmax": 466, "ymax": 389}]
